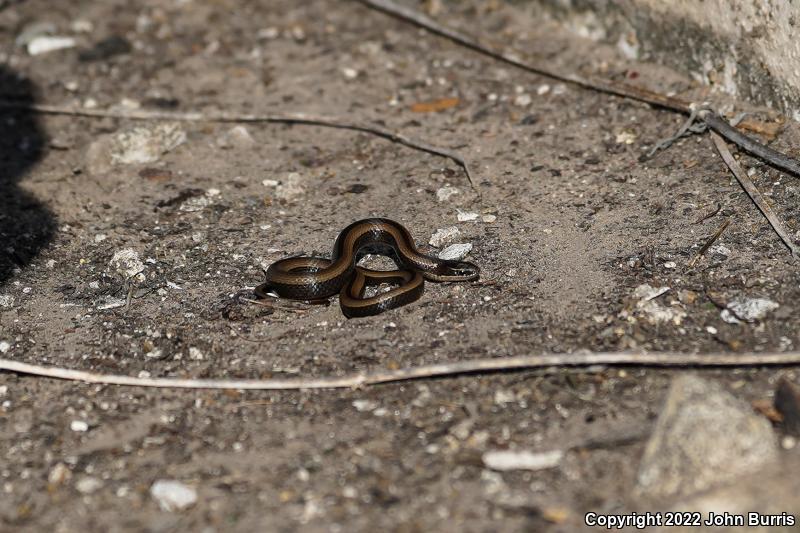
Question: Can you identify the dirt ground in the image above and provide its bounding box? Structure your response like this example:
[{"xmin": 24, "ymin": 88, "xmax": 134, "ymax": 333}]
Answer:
[{"xmin": 1, "ymin": 0, "xmax": 800, "ymax": 531}]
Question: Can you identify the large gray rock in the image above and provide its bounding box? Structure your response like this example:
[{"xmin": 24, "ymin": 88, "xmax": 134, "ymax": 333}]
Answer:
[
  {"xmin": 662, "ymin": 457, "xmax": 800, "ymax": 533},
  {"xmin": 636, "ymin": 375, "xmax": 778, "ymax": 499}
]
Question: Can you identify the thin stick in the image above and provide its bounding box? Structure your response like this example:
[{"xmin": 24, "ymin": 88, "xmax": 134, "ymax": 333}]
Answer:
[
  {"xmin": 0, "ymin": 101, "xmax": 477, "ymax": 193},
  {"xmin": 710, "ymin": 132, "xmax": 799, "ymax": 258},
  {"xmin": 688, "ymin": 218, "xmax": 730, "ymax": 267},
  {"xmin": 2, "ymin": 351, "xmax": 800, "ymax": 391},
  {"xmin": 355, "ymin": 0, "xmax": 800, "ymax": 178}
]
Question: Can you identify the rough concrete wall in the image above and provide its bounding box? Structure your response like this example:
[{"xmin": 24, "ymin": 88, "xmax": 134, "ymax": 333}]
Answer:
[{"xmin": 521, "ymin": 0, "xmax": 800, "ymax": 118}]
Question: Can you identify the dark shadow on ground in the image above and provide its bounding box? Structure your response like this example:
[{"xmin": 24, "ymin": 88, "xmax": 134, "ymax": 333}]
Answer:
[{"xmin": 0, "ymin": 66, "xmax": 52, "ymax": 286}]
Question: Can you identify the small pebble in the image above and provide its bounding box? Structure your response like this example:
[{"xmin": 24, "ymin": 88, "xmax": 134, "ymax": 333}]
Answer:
[
  {"xmin": 150, "ymin": 480, "xmax": 197, "ymax": 511},
  {"xmin": 436, "ymin": 186, "xmax": 460, "ymax": 202},
  {"xmin": 70, "ymin": 420, "xmax": 89, "ymax": 432},
  {"xmin": 75, "ymin": 477, "xmax": 103, "ymax": 494},
  {"xmin": 513, "ymin": 93, "xmax": 532, "ymax": 107},
  {"xmin": 482, "ymin": 214, "xmax": 497, "ymax": 223},
  {"xmin": 457, "ymin": 210, "xmax": 479, "ymax": 222},
  {"xmin": 342, "ymin": 67, "xmax": 359, "ymax": 80},
  {"xmin": 483, "ymin": 449, "xmax": 563, "ymax": 471},
  {"xmin": 48, "ymin": 463, "xmax": 71, "ymax": 485},
  {"xmin": 663, "ymin": 261, "xmax": 676, "ymax": 269},
  {"xmin": 188, "ymin": 347, "xmax": 204, "ymax": 360},
  {"xmin": 0, "ymin": 295, "xmax": 13, "ymax": 308},
  {"xmin": 28, "ymin": 36, "xmax": 76, "ymax": 56},
  {"xmin": 0, "ymin": 341, "xmax": 10, "ymax": 354}
]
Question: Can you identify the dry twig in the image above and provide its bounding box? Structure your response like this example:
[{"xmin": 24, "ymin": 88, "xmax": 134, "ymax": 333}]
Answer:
[
  {"xmin": 0, "ymin": 101, "xmax": 477, "ymax": 193},
  {"xmin": 711, "ymin": 132, "xmax": 799, "ymax": 257},
  {"xmin": 688, "ymin": 218, "xmax": 730, "ymax": 267},
  {"xmin": 355, "ymin": 0, "xmax": 800, "ymax": 178},
  {"xmin": 2, "ymin": 351, "xmax": 800, "ymax": 391}
]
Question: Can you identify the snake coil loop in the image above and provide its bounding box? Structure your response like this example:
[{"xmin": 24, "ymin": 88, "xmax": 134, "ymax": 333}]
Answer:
[{"xmin": 255, "ymin": 218, "xmax": 480, "ymax": 317}]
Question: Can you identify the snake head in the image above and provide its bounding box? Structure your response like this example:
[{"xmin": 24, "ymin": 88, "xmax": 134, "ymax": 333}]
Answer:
[{"xmin": 439, "ymin": 260, "xmax": 480, "ymax": 281}]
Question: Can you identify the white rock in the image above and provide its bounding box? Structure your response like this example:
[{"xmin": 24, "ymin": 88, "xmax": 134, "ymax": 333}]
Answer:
[
  {"xmin": 144, "ymin": 348, "xmax": 163, "ymax": 359},
  {"xmin": 637, "ymin": 375, "xmax": 777, "ymax": 498},
  {"xmin": 262, "ymin": 179, "xmax": 279, "ymax": 187},
  {"xmin": 116, "ymin": 123, "xmax": 186, "ymax": 165},
  {"xmin": 0, "ymin": 295, "xmax": 13, "ymax": 308},
  {"xmin": 536, "ymin": 84, "xmax": 551, "ymax": 95},
  {"xmin": 663, "ymin": 261, "xmax": 677, "ymax": 269},
  {"xmin": 513, "ymin": 93, "xmax": 532, "ymax": 107},
  {"xmin": 429, "ymin": 226, "xmax": 460, "ymax": 247},
  {"xmin": 483, "ymin": 449, "xmax": 563, "ymax": 471},
  {"xmin": 342, "ymin": 67, "xmax": 359, "ymax": 80},
  {"xmin": 633, "ymin": 284, "xmax": 670, "ymax": 302},
  {"xmin": 150, "ymin": 480, "xmax": 197, "ymax": 512},
  {"xmin": 217, "ymin": 125, "xmax": 255, "ymax": 149},
  {"xmin": 188, "ymin": 347, "xmax": 204, "ymax": 360},
  {"xmin": 274, "ymin": 172, "xmax": 306, "ymax": 200},
  {"xmin": 436, "ymin": 186, "xmax": 461, "ymax": 202},
  {"xmin": 632, "ymin": 284, "xmax": 686, "ymax": 325},
  {"xmin": 70, "ymin": 420, "xmax": 89, "ymax": 432},
  {"xmin": 75, "ymin": 477, "xmax": 103, "ymax": 494},
  {"xmin": 726, "ymin": 297, "xmax": 779, "ymax": 323},
  {"xmin": 438, "ymin": 243, "xmax": 472, "ymax": 261},
  {"xmin": 352, "ymin": 399, "xmax": 377, "ymax": 412},
  {"xmin": 179, "ymin": 195, "xmax": 212, "ymax": 212},
  {"xmin": 48, "ymin": 463, "xmax": 71, "ymax": 485},
  {"xmin": 109, "ymin": 248, "xmax": 144, "ymax": 279},
  {"xmin": 708, "ymin": 244, "xmax": 731, "ymax": 257},
  {"xmin": 0, "ymin": 341, "xmax": 10, "ymax": 354},
  {"xmin": 456, "ymin": 210, "xmax": 479, "ymax": 222},
  {"xmin": 28, "ymin": 36, "xmax": 76, "ymax": 56},
  {"xmin": 482, "ymin": 214, "xmax": 497, "ymax": 223}
]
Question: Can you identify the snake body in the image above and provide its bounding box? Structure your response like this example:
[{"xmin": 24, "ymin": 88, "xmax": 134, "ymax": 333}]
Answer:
[{"xmin": 255, "ymin": 218, "xmax": 479, "ymax": 317}]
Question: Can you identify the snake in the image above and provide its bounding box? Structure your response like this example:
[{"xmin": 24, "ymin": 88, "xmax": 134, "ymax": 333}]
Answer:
[{"xmin": 255, "ymin": 218, "xmax": 480, "ymax": 317}]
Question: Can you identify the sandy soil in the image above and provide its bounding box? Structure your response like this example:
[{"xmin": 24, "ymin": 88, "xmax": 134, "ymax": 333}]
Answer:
[{"xmin": 1, "ymin": 1, "xmax": 799, "ymax": 531}]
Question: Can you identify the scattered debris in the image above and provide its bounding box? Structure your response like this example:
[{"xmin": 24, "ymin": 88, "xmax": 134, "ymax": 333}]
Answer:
[
  {"xmin": 438, "ymin": 243, "xmax": 472, "ymax": 261},
  {"xmin": 429, "ymin": 226, "xmax": 460, "ymax": 247},
  {"xmin": 410, "ymin": 97, "xmax": 459, "ymax": 113},
  {"xmin": 637, "ymin": 375, "xmax": 777, "ymax": 499},
  {"xmin": 150, "ymin": 480, "xmax": 198, "ymax": 511},
  {"xmin": 483, "ymin": 449, "xmax": 563, "ymax": 471}
]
